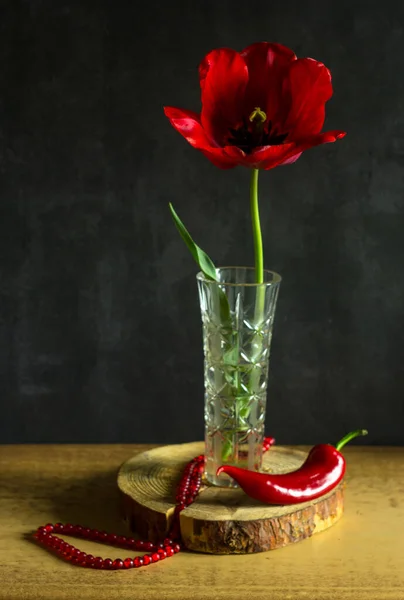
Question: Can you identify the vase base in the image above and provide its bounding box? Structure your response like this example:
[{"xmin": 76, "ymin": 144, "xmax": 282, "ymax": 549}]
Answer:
[{"xmin": 204, "ymin": 470, "xmax": 239, "ymax": 488}]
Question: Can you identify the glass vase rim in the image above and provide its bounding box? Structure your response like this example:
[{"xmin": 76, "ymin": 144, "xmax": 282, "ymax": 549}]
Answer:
[{"xmin": 196, "ymin": 266, "xmax": 282, "ymax": 287}]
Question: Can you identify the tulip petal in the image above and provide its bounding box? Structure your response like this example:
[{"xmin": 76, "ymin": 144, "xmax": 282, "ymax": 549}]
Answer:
[
  {"xmin": 241, "ymin": 42, "xmax": 296, "ymax": 124},
  {"xmin": 164, "ymin": 106, "xmax": 238, "ymax": 169},
  {"xmin": 246, "ymin": 130, "xmax": 346, "ymax": 170},
  {"xmin": 198, "ymin": 48, "xmax": 248, "ymax": 145},
  {"xmin": 222, "ymin": 143, "xmax": 292, "ymax": 169},
  {"xmin": 164, "ymin": 106, "xmax": 213, "ymax": 149},
  {"xmin": 199, "ymin": 149, "xmax": 237, "ymax": 169},
  {"xmin": 283, "ymin": 58, "xmax": 334, "ymax": 138}
]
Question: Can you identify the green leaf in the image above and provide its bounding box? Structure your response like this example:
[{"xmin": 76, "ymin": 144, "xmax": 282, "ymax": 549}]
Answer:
[
  {"xmin": 169, "ymin": 203, "xmax": 218, "ymax": 281},
  {"xmin": 218, "ymin": 288, "xmax": 232, "ymax": 325},
  {"xmin": 221, "ymin": 438, "xmax": 234, "ymax": 462}
]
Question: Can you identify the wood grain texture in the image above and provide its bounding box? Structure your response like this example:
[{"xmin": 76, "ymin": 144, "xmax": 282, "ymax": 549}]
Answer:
[
  {"xmin": 118, "ymin": 442, "xmax": 344, "ymax": 553},
  {"xmin": 0, "ymin": 445, "xmax": 403, "ymax": 600}
]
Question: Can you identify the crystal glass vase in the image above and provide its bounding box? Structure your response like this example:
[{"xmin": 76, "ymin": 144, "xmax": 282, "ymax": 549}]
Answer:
[{"xmin": 197, "ymin": 267, "xmax": 281, "ymax": 487}]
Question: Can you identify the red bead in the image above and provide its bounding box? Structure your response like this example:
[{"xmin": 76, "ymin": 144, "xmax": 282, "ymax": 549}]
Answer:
[
  {"xmin": 74, "ymin": 526, "xmax": 83, "ymax": 536},
  {"xmin": 37, "ymin": 526, "xmax": 47, "ymax": 534},
  {"xmin": 59, "ymin": 541, "xmax": 66, "ymax": 551},
  {"xmin": 173, "ymin": 544, "xmax": 181, "ymax": 553},
  {"xmin": 135, "ymin": 539, "xmax": 144, "ymax": 549},
  {"xmin": 151, "ymin": 552, "xmax": 160, "ymax": 562},
  {"xmin": 123, "ymin": 558, "xmax": 134, "ymax": 569},
  {"xmin": 112, "ymin": 559, "xmax": 124, "ymax": 570},
  {"xmin": 116, "ymin": 535, "xmax": 127, "ymax": 546},
  {"xmin": 107, "ymin": 534, "xmax": 117, "ymax": 544},
  {"xmin": 63, "ymin": 544, "xmax": 73, "ymax": 555},
  {"xmin": 82, "ymin": 528, "xmax": 91, "ymax": 538},
  {"xmin": 44, "ymin": 523, "xmax": 54, "ymax": 532},
  {"xmin": 158, "ymin": 549, "xmax": 167, "ymax": 559},
  {"xmin": 90, "ymin": 529, "xmax": 100, "ymax": 540},
  {"xmin": 62, "ymin": 552, "xmax": 73, "ymax": 561},
  {"xmin": 98, "ymin": 531, "xmax": 109, "ymax": 542},
  {"xmin": 163, "ymin": 538, "xmax": 173, "ymax": 546},
  {"xmin": 143, "ymin": 555, "xmax": 151, "ymax": 566},
  {"xmin": 63, "ymin": 523, "xmax": 74, "ymax": 533},
  {"xmin": 50, "ymin": 536, "xmax": 61, "ymax": 548},
  {"xmin": 85, "ymin": 554, "xmax": 95, "ymax": 565},
  {"xmin": 127, "ymin": 537, "xmax": 137, "ymax": 547},
  {"xmin": 165, "ymin": 547, "xmax": 174, "ymax": 557},
  {"xmin": 94, "ymin": 557, "xmax": 103, "ymax": 569},
  {"xmin": 103, "ymin": 558, "xmax": 113, "ymax": 569},
  {"xmin": 133, "ymin": 556, "xmax": 143, "ymax": 568},
  {"xmin": 54, "ymin": 523, "xmax": 64, "ymax": 532},
  {"xmin": 144, "ymin": 542, "xmax": 154, "ymax": 551}
]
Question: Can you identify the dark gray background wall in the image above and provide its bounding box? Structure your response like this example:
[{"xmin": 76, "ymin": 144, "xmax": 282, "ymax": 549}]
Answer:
[{"xmin": 1, "ymin": 0, "xmax": 403, "ymax": 445}]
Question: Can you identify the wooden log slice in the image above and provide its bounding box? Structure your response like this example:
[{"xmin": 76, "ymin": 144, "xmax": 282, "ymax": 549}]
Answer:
[{"xmin": 117, "ymin": 442, "xmax": 344, "ymax": 554}]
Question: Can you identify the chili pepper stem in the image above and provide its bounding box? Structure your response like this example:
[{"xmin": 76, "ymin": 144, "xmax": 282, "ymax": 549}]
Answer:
[{"xmin": 335, "ymin": 429, "xmax": 368, "ymax": 452}]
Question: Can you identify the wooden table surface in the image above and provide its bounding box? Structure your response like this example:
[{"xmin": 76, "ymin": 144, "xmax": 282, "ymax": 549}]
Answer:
[{"xmin": 1, "ymin": 444, "xmax": 403, "ymax": 600}]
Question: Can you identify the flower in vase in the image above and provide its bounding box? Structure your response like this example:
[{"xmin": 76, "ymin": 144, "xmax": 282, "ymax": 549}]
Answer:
[
  {"xmin": 164, "ymin": 43, "xmax": 346, "ymax": 477},
  {"xmin": 164, "ymin": 42, "xmax": 345, "ymax": 170}
]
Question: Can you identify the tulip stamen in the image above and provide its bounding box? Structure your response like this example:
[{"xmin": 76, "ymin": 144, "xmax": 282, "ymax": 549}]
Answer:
[
  {"xmin": 249, "ymin": 107, "xmax": 267, "ymax": 126},
  {"xmin": 249, "ymin": 108, "xmax": 267, "ymax": 145}
]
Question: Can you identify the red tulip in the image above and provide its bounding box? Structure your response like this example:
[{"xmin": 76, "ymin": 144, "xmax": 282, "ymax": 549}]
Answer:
[{"xmin": 164, "ymin": 43, "xmax": 346, "ymax": 170}]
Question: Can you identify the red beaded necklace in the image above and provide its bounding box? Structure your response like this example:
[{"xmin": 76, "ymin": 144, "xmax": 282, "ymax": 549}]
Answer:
[{"xmin": 34, "ymin": 437, "xmax": 274, "ymax": 569}]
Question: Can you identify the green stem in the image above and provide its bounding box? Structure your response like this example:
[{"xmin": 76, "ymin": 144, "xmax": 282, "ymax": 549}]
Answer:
[
  {"xmin": 250, "ymin": 168, "xmax": 263, "ymax": 284},
  {"xmin": 220, "ymin": 170, "xmax": 265, "ymax": 465},
  {"xmin": 335, "ymin": 429, "xmax": 368, "ymax": 452}
]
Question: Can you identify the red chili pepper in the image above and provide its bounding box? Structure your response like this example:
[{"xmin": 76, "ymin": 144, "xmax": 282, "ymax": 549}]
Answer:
[{"xmin": 217, "ymin": 429, "xmax": 368, "ymax": 505}]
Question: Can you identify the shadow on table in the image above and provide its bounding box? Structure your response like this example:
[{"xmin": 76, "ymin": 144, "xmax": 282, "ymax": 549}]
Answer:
[
  {"xmin": 48, "ymin": 469, "xmax": 130, "ymax": 535},
  {"xmin": 5, "ymin": 468, "xmax": 131, "ymax": 536}
]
